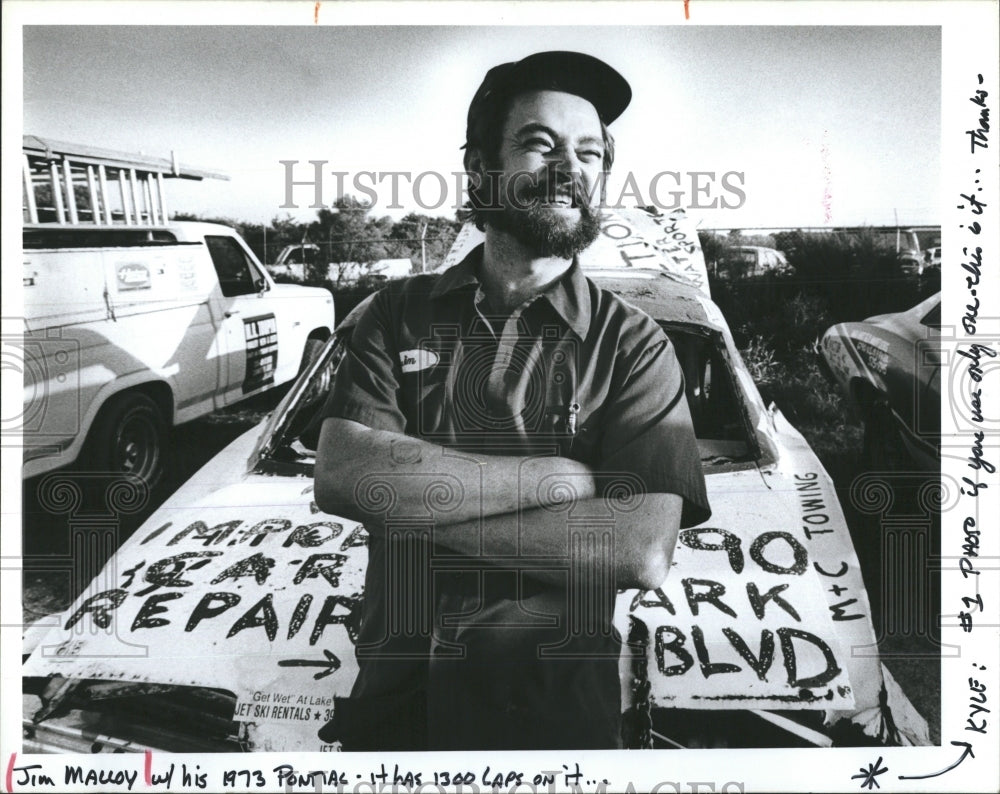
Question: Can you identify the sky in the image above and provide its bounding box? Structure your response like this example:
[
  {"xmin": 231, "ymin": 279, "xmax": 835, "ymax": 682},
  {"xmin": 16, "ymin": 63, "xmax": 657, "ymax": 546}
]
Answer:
[{"xmin": 22, "ymin": 24, "xmax": 941, "ymax": 230}]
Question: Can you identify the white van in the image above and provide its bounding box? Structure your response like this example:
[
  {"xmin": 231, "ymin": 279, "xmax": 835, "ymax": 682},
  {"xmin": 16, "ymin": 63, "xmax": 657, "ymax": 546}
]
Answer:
[
  {"xmin": 21, "ymin": 222, "xmax": 334, "ymax": 487},
  {"xmin": 19, "ymin": 138, "xmax": 334, "ymax": 487}
]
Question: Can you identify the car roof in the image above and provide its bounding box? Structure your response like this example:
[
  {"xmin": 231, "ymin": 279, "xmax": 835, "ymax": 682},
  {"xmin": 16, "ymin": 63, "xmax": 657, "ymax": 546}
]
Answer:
[
  {"xmin": 586, "ymin": 268, "xmax": 721, "ymax": 329},
  {"xmin": 339, "ymin": 267, "xmax": 723, "ymax": 335}
]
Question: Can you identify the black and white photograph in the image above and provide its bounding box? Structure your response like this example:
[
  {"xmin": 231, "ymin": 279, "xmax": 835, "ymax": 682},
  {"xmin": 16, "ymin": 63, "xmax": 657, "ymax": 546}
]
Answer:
[{"xmin": 2, "ymin": 1, "xmax": 998, "ymax": 791}]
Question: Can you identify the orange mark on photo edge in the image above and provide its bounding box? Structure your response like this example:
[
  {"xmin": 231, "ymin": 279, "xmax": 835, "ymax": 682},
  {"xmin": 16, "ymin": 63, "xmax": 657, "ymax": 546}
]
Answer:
[
  {"xmin": 144, "ymin": 750, "xmax": 152, "ymax": 786},
  {"xmin": 314, "ymin": 1, "xmax": 321, "ymax": 24},
  {"xmin": 5, "ymin": 753, "xmax": 16, "ymax": 792},
  {"xmin": 684, "ymin": 0, "xmax": 690, "ymax": 19}
]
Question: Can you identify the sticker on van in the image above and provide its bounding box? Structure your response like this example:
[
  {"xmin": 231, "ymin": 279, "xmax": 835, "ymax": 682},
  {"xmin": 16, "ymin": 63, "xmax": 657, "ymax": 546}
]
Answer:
[
  {"xmin": 244, "ymin": 313, "xmax": 278, "ymax": 393},
  {"xmin": 116, "ymin": 262, "xmax": 152, "ymax": 291}
]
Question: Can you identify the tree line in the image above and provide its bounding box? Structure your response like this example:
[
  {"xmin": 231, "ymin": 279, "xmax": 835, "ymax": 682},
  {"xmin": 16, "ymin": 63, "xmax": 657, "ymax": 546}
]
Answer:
[{"xmin": 176, "ymin": 195, "xmax": 462, "ymax": 284}]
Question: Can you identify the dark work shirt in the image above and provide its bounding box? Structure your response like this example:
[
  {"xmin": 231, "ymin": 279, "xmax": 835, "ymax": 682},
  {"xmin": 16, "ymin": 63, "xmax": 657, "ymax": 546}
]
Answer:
[{"xmin": 321, "ymin": 245, "xmax": 710, "ymax": 750}]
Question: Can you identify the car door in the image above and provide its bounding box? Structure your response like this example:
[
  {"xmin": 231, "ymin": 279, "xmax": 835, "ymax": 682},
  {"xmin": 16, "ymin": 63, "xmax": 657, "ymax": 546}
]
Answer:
[{"xmin": 205, "ymin": 234, "xmax": 279, "ymax": 405}]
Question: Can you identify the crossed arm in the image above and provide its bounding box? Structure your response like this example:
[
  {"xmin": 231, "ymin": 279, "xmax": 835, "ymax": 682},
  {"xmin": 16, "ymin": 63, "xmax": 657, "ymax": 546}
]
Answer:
[{"xmin": 315, "ymin": 417, "xmax": 682, "ymax": 591}]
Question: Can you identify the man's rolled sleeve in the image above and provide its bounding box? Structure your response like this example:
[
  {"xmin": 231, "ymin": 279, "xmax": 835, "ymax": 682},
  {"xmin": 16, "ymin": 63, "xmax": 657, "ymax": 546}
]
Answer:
[
  {"xmin": 322, "ymin": 290, "xmax": 407, "ymax": 433},
  {"xmin": 597, "ymin": 334, "xmax": 711, "ymax": 528}
]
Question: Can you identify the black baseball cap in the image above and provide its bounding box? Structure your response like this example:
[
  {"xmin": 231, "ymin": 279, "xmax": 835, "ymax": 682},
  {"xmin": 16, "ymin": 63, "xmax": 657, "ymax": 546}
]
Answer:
[{"xmin": 466, "ymin": 51, "xmax": 632, "ymax": 138}]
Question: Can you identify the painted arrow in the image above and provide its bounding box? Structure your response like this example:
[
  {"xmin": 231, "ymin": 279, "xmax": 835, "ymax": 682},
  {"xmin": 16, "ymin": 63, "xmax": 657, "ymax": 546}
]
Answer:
[{"xmin": 277, "ymin": 649, "xmax": 341, "ymax": 680}]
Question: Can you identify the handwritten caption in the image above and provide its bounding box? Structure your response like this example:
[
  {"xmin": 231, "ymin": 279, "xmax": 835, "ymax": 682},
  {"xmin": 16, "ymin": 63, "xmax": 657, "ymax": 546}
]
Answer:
[
  {"xmin": 6, "ymin": 756, "xmax": 746, "ymax": 793},
  {"xmin": 898, "ymin": 68, "xmax": 995, "ymax": 785},
  {"xmin": 953, "ymin": 69, "xmax": 993, "ymax": 772},
  {"xmin": 954, "ymin": 71, "xmax": 993, "ymax": 648}
]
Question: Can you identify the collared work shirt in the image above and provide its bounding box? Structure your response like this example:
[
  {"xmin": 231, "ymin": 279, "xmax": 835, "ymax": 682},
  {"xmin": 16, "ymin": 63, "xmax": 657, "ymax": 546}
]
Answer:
[{"xmin": 322, "ymin": 245, "xmax": 710, "ymax": 749}]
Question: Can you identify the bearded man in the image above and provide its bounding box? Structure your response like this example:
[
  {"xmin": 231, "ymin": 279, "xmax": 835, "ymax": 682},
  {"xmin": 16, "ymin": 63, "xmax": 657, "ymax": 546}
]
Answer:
[{"xmin": 315, "ymin": 50, "xmax": 710, "ymax": 751}]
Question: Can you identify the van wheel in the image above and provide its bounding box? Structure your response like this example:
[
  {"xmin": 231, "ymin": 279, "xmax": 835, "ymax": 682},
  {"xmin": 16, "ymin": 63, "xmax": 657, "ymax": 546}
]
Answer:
[{"xmin": 89, "ymin": 393, "xmax": 168, "ymax": 489}]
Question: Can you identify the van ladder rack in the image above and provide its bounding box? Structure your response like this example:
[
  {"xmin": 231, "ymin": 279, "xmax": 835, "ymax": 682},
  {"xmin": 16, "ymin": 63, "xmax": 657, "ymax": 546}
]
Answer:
[{"xmin": 22, "ymin": 134, "xmax": 228, "ymax": 227}]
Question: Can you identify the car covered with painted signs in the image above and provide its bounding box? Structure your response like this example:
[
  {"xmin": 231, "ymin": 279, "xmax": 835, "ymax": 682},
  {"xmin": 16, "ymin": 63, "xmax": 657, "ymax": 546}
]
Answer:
[
  {"xmin": 817, "ymin": 293, "xmax": 941, "ymax": 471},
  {"xmin": 22, "ymin": 210, "xmax": 929, "ymax": 752}
]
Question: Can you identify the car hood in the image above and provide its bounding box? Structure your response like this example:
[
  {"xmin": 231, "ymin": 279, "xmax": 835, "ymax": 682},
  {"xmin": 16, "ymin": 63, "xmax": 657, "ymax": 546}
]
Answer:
[
  {"xmin": 267, "ymin": 282, "xmax": 332, "ymax": 302},
  {"xmin": 23, "ymin": 472, "xmax": 367, "ymax": 751},
  {"xmin": 626, "ymin": 411, "xmax": 882, "ymax": 714}
]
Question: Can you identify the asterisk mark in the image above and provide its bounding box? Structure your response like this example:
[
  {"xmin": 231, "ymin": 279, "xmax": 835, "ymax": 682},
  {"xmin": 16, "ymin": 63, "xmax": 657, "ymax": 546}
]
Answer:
[{"xmin": 852, "ymin": 756, "xmax": 888, "ymax": 790}]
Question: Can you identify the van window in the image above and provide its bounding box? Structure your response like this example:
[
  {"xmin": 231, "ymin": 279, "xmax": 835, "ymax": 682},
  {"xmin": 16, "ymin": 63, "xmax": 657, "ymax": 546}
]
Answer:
[
  {"xmin": 206, "ymin": 236, "xmax": 262, "ymax": 297},
  {"xmin": 23, "ymin": 228, "xmax": 179, "ymax": 249}
]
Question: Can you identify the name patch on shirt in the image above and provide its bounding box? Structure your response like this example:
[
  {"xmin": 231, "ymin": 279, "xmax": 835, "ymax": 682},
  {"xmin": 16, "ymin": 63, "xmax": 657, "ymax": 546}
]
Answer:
[{"xmin": 399, "ymin": 348, "xmax": 439, "ymax": 373}]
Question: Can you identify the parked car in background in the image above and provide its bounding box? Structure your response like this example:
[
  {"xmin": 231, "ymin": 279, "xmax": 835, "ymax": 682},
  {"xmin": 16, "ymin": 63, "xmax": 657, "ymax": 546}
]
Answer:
[
  {"xmin": 367, "ymin": 258, "xmax": 415, "ymax": 282},
  {"xmin": 23, "ymin": 211, "xmax": 928, "ymax": 753},
  {"xmin": 817, "ymin": 293, "xmax": 941, "ymax": 470},
  {"xmin": 267, "ymin": 243, "xmax": 322, "ymax": 281},
  {"xmin": 267, "ymin": 246, "xmax": 415, "ymax": 286},
  {"xmin": 921, "ymin": 246, "xmax": 941, "ymax": 279},
  {"xmin": 873, "ymin": 229, "xmax": 923, "ymax": 274},
  {"xmin": 713, "ymin": 245, "xmax": 793, "ymax": 279}
]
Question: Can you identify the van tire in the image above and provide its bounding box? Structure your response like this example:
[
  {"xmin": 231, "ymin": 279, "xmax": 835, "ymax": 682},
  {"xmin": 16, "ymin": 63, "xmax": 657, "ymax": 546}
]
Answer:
[{"xmin": 88, "ymin": 392, "xmax": 168, "ymax": 489}]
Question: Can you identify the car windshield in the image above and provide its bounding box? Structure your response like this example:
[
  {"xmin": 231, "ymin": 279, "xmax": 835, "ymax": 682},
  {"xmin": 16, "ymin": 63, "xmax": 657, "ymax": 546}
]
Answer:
[{"xmin": 252, "ymin": 323, "xmax": 760, "ymax": 475}]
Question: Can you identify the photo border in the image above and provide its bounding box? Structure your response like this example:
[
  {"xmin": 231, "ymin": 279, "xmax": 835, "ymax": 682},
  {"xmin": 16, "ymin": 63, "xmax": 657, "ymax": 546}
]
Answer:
[{"xmin": 2, "ymin": 2, "xmax": 998, "ymax": 792}]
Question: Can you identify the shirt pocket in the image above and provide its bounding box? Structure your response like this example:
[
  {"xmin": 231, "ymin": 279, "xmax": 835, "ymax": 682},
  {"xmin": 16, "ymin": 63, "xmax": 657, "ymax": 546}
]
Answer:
[{"xmin": 400, "ymin": 365, "xmax": 448, "ymax": 436}]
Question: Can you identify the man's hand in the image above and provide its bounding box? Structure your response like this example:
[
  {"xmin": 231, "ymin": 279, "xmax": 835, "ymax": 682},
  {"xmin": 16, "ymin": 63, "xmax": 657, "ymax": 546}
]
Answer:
[{"xmin": 315, "ymin": 417, "xmax": 597, "ymax": 530}]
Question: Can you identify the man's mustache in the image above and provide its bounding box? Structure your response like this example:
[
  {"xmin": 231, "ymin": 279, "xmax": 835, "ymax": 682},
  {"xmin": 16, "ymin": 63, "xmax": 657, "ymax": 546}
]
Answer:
[{"xmin": 515, "ymin": 172, "xmax": 595, "ymax": 207}]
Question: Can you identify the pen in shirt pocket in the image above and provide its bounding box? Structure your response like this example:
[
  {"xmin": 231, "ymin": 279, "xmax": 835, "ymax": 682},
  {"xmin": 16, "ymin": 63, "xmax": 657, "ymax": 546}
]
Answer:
[{"xmin": 566, "ymin": 402, "xmax": 580, "ymax": 436}]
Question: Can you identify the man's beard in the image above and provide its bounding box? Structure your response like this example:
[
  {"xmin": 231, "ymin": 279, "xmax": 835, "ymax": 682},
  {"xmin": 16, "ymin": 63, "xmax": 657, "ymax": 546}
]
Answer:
[{"xmin": 484, "ymin": 171, "xmax": 603, "ymax": 259}]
